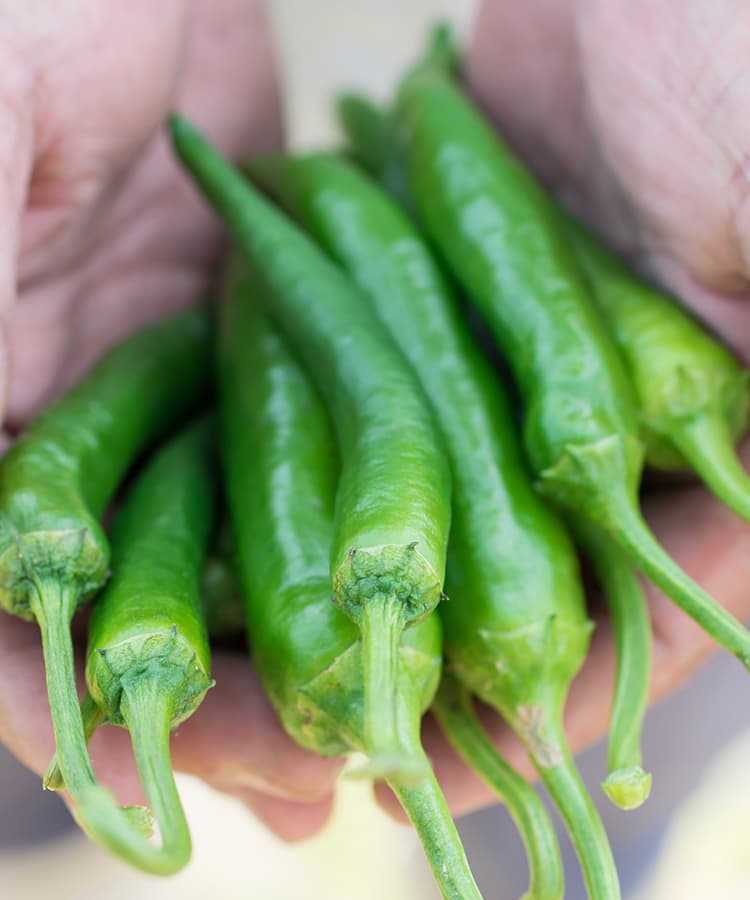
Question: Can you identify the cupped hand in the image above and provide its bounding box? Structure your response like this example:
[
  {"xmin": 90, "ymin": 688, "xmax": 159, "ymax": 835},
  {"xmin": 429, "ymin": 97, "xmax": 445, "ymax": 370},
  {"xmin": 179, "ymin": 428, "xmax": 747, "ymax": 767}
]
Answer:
[
  {"xmin": 0, "ymin": 0, "xmax": 342, "ymax": 843},
  {"xmin": 6, "ymin": 0, "xmax": 750, "ymax": 851},
  {"xmin": 375, "ymin": 0, "xmax": 750, "ymax": 820}
]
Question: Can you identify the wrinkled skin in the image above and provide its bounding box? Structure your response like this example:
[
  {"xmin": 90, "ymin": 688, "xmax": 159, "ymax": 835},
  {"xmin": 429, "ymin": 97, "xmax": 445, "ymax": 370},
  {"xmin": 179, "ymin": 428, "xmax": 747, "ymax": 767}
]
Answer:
[{"xmin": 2, "ymin": 0, "xmax": 750, "ymax": 842}]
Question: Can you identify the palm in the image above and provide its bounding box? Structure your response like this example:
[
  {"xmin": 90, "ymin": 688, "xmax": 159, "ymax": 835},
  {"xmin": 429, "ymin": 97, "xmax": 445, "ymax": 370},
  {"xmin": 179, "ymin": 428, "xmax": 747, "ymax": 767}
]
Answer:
[
  {"xmin": 11, "ymin": 152, "xmax": 211, "ymax": 424},
  {"xmin": 5, "ymin": 0, "xmax": 280, "ymax": 426},
  {"xmin": 467, "ymin": 0, "xmax": 750, "ymax": 351}
]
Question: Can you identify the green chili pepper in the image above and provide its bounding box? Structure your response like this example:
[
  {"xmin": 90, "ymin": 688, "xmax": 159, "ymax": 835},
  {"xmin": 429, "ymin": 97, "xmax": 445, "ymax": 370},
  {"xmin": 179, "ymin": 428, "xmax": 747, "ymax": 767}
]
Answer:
[
  {"xmin": 83, "ymin": 415, "xmax": 216, "ymax": 873},
  {"xmin": 335, "ymin": 90, "xmax": 653, "ymax": 815},
  {"xmin": 248, "ymin": 151, "xmax": 599, "ymax": 900},
  {"xmin": 0, "ymin": 309, "xmax": 210, "ymax": 855},
  {"xmin": 171, "ymin": 116, "xmax": 452, "ymax": 785},
  {"xmin": 218, "ymin": 257, "xmax": 481, "ymax": 900},
  {"xmin": 566, "ymin": 217, "xmax": 750, "ymax": 518},
  {"xmin": 391, "ymin": 27, "xmax": 750, "ymax": 675}
]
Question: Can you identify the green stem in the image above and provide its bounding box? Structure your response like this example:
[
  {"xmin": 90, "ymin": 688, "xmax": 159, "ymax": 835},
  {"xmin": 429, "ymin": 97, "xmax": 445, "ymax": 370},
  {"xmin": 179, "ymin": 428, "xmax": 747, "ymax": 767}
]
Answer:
[
  {"xmin": 391, "ymin": 755, "xmax": 484, "ymax": 900},
  {"xmin": 433, "ymin": 675, "xmax": 563, "ymax": 900},
  {"xmin": 354, "ymin": 598, "xmax": 428, "ymax": 784},
  {"xmin": 532, "ymin": 713, "xmax": 621, "ymax": 900},
  {"xmin": 28, "ymin": 580, "xmax": 160, "ymax": 862},
  {"xmin": 672, "ymin": 413, "xmax": 750, "ymax": 524},
  {"xmin": 119, "ymin": 670, "xmax": 192, "ymax": 873},
  {"xmin": 44, "ymin": 691, "xmax": 152, "ymax": 836},
  {"xmin": 29, "ymin": 580, "xmax": 98, "ymax": 797},
  {"xmin": 602, "ymin": 484, "xmax": 750, "ymax": 670},
  {"xmin": 576, "ymin": 523, "xmax": 652, "ymax": 810},
  {"xmin": 29, "ymin": 577, "xmax": 188, "ymax": 874},
  {"xmin": 44, "ymin": 691, "xmax": 105, "ymax": 790}
]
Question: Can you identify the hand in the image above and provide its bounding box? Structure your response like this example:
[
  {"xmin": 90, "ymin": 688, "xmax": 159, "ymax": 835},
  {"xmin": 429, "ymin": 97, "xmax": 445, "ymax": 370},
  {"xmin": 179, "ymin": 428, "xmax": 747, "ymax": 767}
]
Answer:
[
  {"xmin": 375, "ymin": 0, "xmax": 750, "ymax": 819},
  {"xmin": 0, "ymin": 0, "xmax": 342, "ymax": 843}
]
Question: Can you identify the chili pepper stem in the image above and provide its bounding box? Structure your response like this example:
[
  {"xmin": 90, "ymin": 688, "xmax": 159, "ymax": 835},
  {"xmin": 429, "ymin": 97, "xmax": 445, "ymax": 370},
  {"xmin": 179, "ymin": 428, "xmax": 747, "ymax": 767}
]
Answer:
[
  {"xmin": 671, "ymin": 413, "xmax": 750, "ymax": 524},
  {"xmin": 44, "ymin": 691, "xmax": 106, "ymax": 791},
  {"xmin": 28, "ymin": 577, "xmax": 161, "ymax": 862},
  {"xmin": 29, "ymin": 579, "xmax": 98, "ymax": 796},
  {"xmin": 574, "ymin": 522, "xmax": 652, "ymax": 810},
  {"xmin": 350, "ymin": 597, "xmax": 428, "ymax": 784},
  {"xmin": 602, "ymin": 767, "xmax": 651, "ymax": 813},
  {"xmin": 390, "ymin": 756, "xmax": 484, "ymax": 900},
  {"xmin": 118, "ymin": 667, "xmax": 192, "ymax": 874},
  {"xmin": 433, "ymin": 675, "xmax": 564, "ymax": 900},
  {"xmin": 601, "ymin": 483, "xmax": 750, "ymax": 671},
  {"xmin": 531, "ymin": 712, "xmax": 621, "ymax": 900}
]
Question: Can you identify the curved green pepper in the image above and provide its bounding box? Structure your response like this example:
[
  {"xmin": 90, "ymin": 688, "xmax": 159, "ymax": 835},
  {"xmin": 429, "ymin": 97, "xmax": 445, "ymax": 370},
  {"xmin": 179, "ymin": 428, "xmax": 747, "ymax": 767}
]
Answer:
[
  {"xmin": 567, "ymin": 217, "xmax": 750, "ymax": 519},
  {"xmin": 84, "ymin": 416, "xmax": 216, "ymax": 872},
  {"xmin": 171, "ymin": 116, "xmax": 452, "ymax": 784}
]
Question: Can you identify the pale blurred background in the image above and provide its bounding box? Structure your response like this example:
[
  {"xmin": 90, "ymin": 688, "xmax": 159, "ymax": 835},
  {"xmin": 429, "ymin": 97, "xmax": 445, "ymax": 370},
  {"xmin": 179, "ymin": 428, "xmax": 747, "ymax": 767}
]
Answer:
[{"xmin": 3, "ymin": 1, "xmax": 750, "ymax": 897}]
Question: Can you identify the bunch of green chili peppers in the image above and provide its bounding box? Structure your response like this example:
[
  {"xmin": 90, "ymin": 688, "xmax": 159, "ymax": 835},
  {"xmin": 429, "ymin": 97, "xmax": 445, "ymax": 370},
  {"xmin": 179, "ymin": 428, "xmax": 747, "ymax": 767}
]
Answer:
[{"xmin": 2, "ymin": 23, "xmax": 750, "ymax": 900}]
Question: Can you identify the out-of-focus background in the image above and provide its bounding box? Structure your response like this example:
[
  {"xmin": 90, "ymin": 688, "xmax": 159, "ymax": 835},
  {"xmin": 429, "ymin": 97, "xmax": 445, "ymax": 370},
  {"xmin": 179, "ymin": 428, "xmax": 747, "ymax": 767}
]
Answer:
[{"xmin": 3, "ymin": 1, "xmax": 750, "ymax": 897}]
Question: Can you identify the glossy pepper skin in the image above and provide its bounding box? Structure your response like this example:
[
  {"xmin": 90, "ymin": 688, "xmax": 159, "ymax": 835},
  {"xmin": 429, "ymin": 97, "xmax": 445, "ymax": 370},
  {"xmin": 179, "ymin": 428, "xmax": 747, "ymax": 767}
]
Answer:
[
  {"xmin": 391, "ymin": 35, "xmax": 750, "ymax": 676},
  {"xmin": 248, "ymin": 153, "xmax": 584, "ymax": 637},
  {"xmin": 0, "ymin": 308, "xmax": 210, "ymax": 862},
  {"xmin": 251, "ymin": 152, "xmax": 619, "ymax": 900},
  {"xmin": 83, "ymin": 416, "xmax": 216, "ymax": 874},
  {"xmin": 567, "ymin": 218, "xmax": 750, "ymax": 517},
  {"xmin": 394, "ymin": 68, "xmax": 637, "ymax": 486},
  {"xmin": 335, "ymin": 88, "xmax": 656, "ymax": 815},
  {"xmin": 171, "ymin": 116, "xmax": 452, "ymax": 783},
  {"xmin": 87, "ymin": 416, "xmax": 215, "ymax": 716},
  {"xmin": 217, "ymin": 258, "xmax": 482, "ymax": 900}
]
